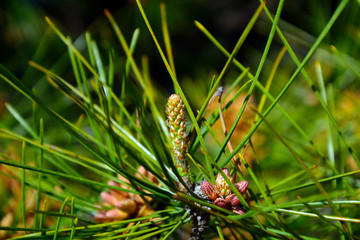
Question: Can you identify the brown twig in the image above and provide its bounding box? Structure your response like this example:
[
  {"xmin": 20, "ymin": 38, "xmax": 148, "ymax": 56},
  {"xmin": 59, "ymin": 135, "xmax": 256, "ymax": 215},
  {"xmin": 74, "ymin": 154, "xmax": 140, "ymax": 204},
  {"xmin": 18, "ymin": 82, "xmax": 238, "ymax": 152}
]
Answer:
[{"xmin": 216, "ymin": 87, "xmax": 243, "ymax": 175}]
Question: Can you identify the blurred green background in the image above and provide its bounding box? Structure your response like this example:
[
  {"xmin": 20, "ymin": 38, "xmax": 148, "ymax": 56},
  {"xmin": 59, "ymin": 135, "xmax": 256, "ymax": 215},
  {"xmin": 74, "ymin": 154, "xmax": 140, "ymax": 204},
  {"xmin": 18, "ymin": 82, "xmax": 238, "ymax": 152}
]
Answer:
[
  {"xmin": 1, "ymin": 0, "xmax": 359, "ymax": 107},
  {"xmin": 3, "ymin": 0, "xmax": 358, "ymax": 86}
]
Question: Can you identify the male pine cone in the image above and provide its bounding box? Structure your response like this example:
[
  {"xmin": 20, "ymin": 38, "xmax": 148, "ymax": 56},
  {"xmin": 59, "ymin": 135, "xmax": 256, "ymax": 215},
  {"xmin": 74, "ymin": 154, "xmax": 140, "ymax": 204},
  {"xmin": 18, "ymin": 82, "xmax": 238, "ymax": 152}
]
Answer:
[{"xmin": 166, "ymin": 94, "xmax": 189, "ymax": 176}]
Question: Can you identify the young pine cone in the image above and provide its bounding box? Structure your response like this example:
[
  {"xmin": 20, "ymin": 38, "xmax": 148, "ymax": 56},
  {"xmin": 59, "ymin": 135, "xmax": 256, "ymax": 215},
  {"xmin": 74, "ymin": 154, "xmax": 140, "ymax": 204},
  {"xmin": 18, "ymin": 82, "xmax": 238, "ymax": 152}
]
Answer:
[
  {"xmin": 165, "ymin": 94, "xmax": 189, "ymax": 176},
  {"xmin": 200, "ymin": 168, "xmax": 249, "ymax": 215}
]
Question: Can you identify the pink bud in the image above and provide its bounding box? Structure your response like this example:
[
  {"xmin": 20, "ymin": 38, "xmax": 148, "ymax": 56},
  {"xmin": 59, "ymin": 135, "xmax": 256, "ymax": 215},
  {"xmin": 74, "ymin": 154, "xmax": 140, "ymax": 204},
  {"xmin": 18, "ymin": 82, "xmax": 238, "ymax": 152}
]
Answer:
[
  {"xmin": 148, "ymin": 172, "xmax": 158, "ymax": 185},
  {"xmin": 138, "ymin": 166, "xmax": 146, "ymax": 176},
  {"xmin": 214, "ymin": 198, "xmax": 227, "ymax": 208},
  {"xmin": 117, "ymin": 174, "xmax": 129, "ymax": 184},
  {"xmin": 201, "ymin": 181, "xmax": 219, "ymax": 200},
  {"xmin": 105, "ymin": 209, "xmax": 128, "ymax": 220},
  {"xmin": 232, "ymin": 206, "xmax": 245, "ymax": 215},
  {"xmin": 107, "ymin": 181, "xmax": 128, "ymax": 199},
  {"xmin": 226, "ymin": 194, "xmax": 240, "ymax": 207},
  {"xmin": 108, "ymin": 180, "xmax": 120, "ymax": 187},
  {"xmin": 236, "ymin": 180, "xmax": 249, "ymax": 195},
  {"xmin": 100, "ymin": 192, "xmax": 117, "ymax": 206},
  {"xmin": 225, "ymin": 194, "xmax": 232, "ymax": 204},
  {"xmin": 222, "ymin": 168, "xmax": 231, "ymax": 178},
  {"xmin": 94, "ymin": 211, "xmax": 107, "ymax": 222}
]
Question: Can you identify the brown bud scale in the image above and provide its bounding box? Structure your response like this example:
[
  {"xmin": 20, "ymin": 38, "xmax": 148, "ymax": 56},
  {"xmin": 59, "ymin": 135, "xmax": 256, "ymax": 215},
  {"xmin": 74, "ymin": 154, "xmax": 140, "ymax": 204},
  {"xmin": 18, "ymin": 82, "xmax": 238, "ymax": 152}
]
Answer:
[
  {"xmin": 235, "ymin": 180, "xmax": 249, "ymax": 195},
  {"xmin": 214, "ymin": 198, "xmax": 227, "ymax": 208},
  {"xmin": 201, "ymin": 181, "xmax": 219, "ymax": 200}
]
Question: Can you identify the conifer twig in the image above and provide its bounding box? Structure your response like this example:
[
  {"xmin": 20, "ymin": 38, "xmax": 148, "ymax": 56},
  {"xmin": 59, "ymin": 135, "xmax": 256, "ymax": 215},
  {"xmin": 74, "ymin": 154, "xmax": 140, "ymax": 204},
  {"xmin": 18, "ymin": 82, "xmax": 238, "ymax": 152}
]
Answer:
[{"xmin": 215, "ymin": 87, "xmax": 242, "ymax": 175}]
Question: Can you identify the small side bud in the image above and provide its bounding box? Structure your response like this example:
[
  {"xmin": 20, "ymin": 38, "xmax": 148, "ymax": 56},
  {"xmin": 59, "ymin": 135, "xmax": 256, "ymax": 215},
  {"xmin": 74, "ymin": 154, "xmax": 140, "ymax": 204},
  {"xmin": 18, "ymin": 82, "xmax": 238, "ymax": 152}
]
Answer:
[
  {"xmin": 137, "ymin": 166, "xmax": 147, "ymax": 176},
  {"xmin": 105, "ymin": 209, "xmax": 129, "ymax": 220},
  {"xmin": 232, "ymin": 206, "xmax": 245, "ymax": 215},
  {"xmin": 235, "ymin": 180, "xmax": 249, "ymax": 195},
  {"xmin": 100, "ymin": 192, "xmax": 117, "ymax": 206},
  {"xmin": 225, "ymin": 194, "xmax": 240, "ymax": 207},
  {"xmin": 94, "ymin": 211, "xmax": 107, "ymax": 222},
  {"xmin": 213, "ymin": 198, "xmax": 227, "ymax": 208},
  {"xmin": 201, "ymin": 181, "xmax": 219, "ymax": 200}
]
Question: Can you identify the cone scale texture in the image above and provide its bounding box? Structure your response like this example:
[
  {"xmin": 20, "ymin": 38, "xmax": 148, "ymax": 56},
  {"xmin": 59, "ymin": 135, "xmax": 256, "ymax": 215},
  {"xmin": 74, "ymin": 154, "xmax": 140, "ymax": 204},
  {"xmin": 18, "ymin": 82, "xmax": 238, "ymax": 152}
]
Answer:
[{"xmin": 166, "ymin": 94, "xmax": 189, "ymax": 177}]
